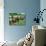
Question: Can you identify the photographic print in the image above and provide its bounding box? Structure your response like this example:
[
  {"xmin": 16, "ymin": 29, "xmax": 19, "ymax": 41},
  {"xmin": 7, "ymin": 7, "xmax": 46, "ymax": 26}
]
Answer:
[{"xmin": 9, "ymin": 13, "xmax": 26, "ymax": 25}]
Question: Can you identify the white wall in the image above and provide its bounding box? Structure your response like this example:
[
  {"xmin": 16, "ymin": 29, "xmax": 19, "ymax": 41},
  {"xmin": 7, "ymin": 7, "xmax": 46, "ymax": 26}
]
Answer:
[{"xmin": 0, "ymin": 0, "xmax": 4, "ymax": 42}]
